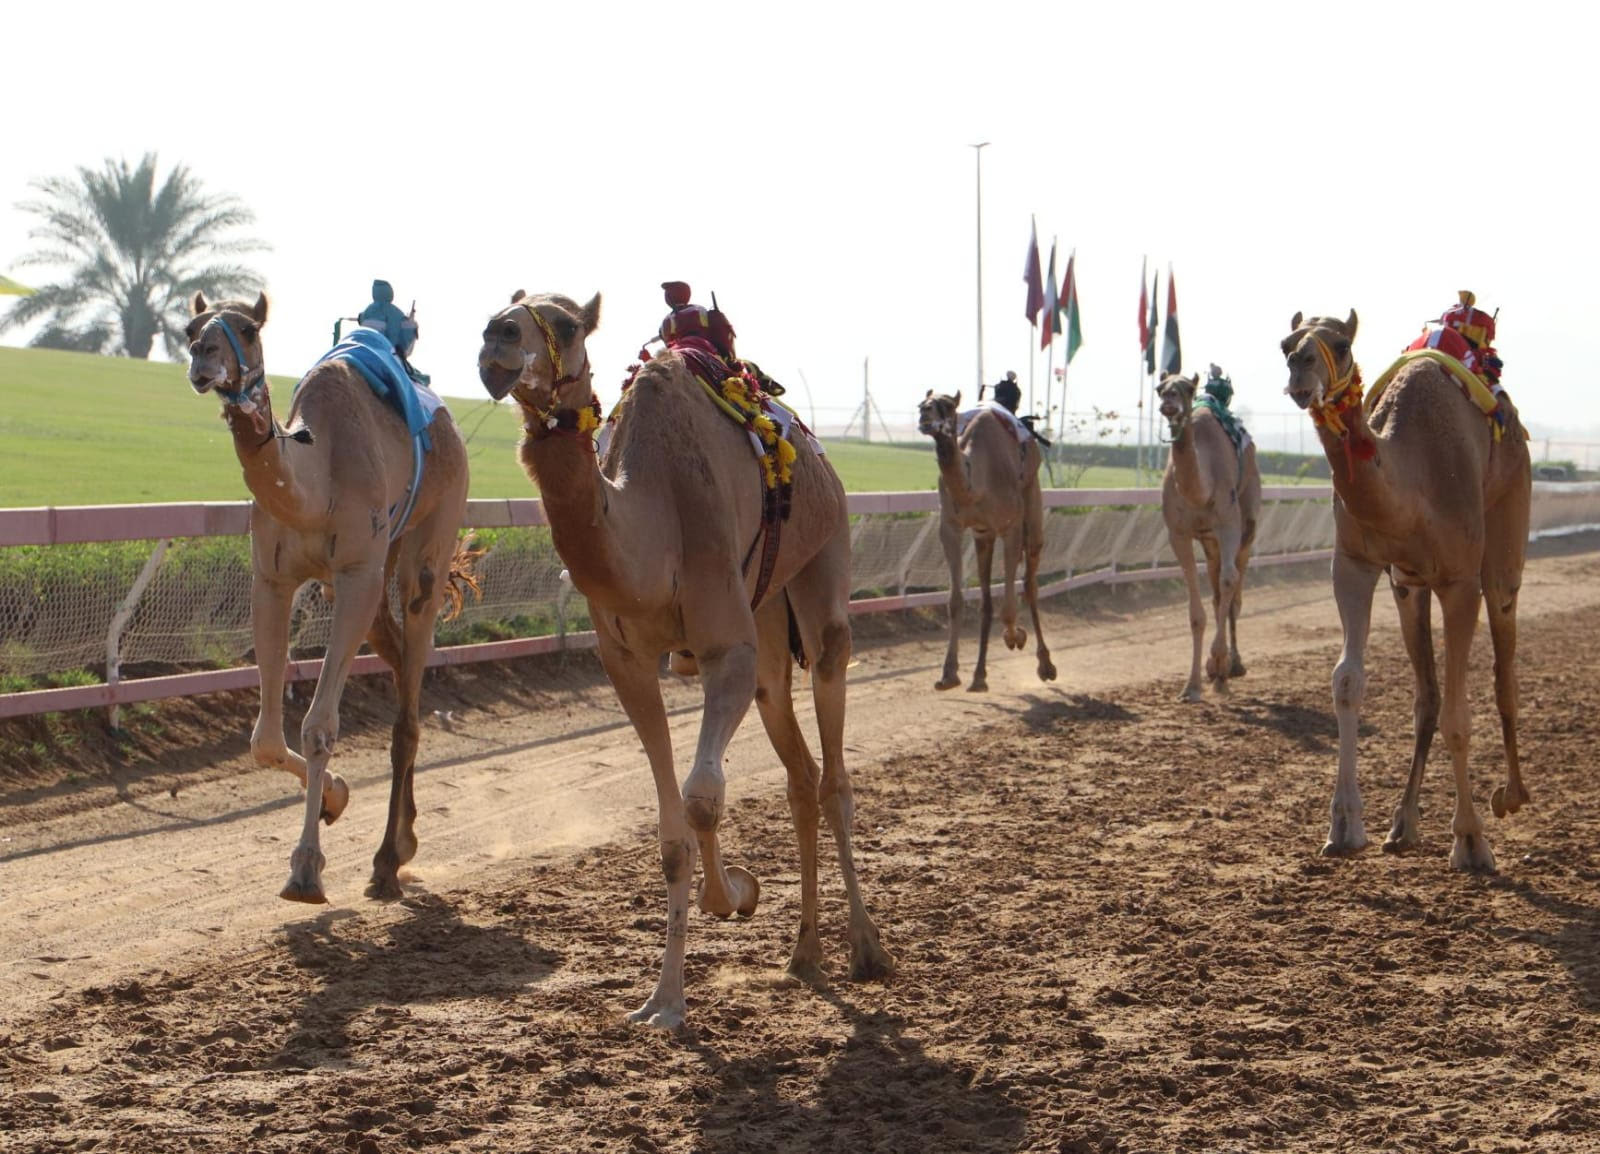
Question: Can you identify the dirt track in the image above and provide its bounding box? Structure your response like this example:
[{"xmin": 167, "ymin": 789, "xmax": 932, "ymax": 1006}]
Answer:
[{"xmin": 4, "ymin": 549, "xmax": 1600, "ymax": 1152}]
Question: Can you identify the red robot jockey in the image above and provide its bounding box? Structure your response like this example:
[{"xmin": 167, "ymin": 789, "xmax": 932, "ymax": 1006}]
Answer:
[{"xmin": 1407, "ymin": 290, "xmax": 1510, "ymax": 426}]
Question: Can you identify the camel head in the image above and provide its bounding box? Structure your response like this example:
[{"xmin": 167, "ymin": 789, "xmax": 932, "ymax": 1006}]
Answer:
[
  {"xmin": 479, "ymin": 290, "xmax": 602, "ymax": 415},
  {"xmin": 917, "ymin": 389, "xmax": 961, "ymax": 438},
  {"xmin": 186, "ymin": 291, "xmax": 269, "ymax": 401},
  {"xmin": 1281, "ymin": 309, "xmax": 1358, "ymax": 410},
  {"xmin": 1156, "ymin": 372, "xmax": 1199, "ymax": 433}
]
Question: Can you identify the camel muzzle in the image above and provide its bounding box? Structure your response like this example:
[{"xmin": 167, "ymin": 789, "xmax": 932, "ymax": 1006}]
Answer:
[{"xmin": 479, "ymin": 360, "xmax": 520, "ymax": 401}]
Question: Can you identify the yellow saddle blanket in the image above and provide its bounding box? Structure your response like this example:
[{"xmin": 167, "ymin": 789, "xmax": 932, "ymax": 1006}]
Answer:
[{"xmin": 1365, "ymin": 349, "xmax": 1508, "ymax": 441}]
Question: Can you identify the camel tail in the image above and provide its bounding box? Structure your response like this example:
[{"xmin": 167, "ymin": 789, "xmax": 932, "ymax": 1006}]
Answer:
[{"xmin": 440, "ymin": 531, "xmax": 487, "ymax": 623}]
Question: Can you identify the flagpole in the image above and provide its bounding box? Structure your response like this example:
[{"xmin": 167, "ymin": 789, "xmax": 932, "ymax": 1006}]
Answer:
[{"xmin": 972, "ymin": 142, "xmax": 989, "ymax": 393}]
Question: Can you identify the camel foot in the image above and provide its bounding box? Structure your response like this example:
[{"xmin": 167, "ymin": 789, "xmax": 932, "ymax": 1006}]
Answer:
[
  {"xmin": 279, "ymin": 846, "xmax": 327, "ymax": 904},
  {"xmin": 320, "ymin": 773, "xmax": 350, "ymax": 825},
  {"xmin": 1004, "ymin": 626, "xmax": 1027, "ymax": 651},
  {"xmin": 849, "ymin": 924, "xmax": 896, "ymax": 983},
  {"xmin": 365, "ymin": 871, "xmax": 404, "ymax": 902},
  {"xmin": 1321, "ymin": 812, "xmax": 1368, "ymax": 857},
  {"xmin": 934, "ymin": 674, "xmax": 961, "ymax": 691},
  {"xmin": 1229, "ymin": 655, "xmax": 1247, "ymax": 678},
  {"xmin": 1383, "ymin": 803, "xmax": 1421, "ymax": 854},
  {"xmin": 626, "ymin": 995, "xmax": 686, "ymax": 1031},
  {"xmin": 1450, "ymin": 831, "xmax": 1497, "ymax": 873},
  {"xmin": 967, "ymin": 678, "xmax": 988, "ymax": 694},
  {"xmin": 697, "ymin": 865, "xmax": 760, "ymax": 920},
  {"xmin": 1491, "ymin": 781, "xmax": 1530, "ymax": 819},
  {"xmin": 1037, "ymin": 656, "xmax": 1057, "ymax": 683},
  {"xmin": 1179, "ymin": 684, "xmax": 1204, "ymax": 704},
  {"xmin": 786, "ymin": 946, "xmax": 827, "ymax": 987}
]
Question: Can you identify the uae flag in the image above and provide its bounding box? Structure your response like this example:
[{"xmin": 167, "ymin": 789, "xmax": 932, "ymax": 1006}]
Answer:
[
  {"xmin": 1160, "ymin": 266, "xmax": 1181, "ymax": 376},
  {"xmin": 1062, "ymin": 250, "xmax": 1082, "ymax": 363},
  {"xmin": 1145, "ymin": 269, "xmax": 1159, "ymax": 376},
  {"xmin": 1041, "ymin": 241, "xmax": 1059, "ymax": 350}
]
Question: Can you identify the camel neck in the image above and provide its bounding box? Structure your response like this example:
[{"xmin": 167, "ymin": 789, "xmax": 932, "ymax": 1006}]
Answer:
[
  {"xmin": 523, "ymin": 432, "xmax": 636, "ymax": 610},
  {"xmin": 1315, "ymin": 406, "xmax": 1395, "ymax": 530},
  {"xmin": 226, "ymin": 398, "xmax": 311, "ymax": 526},
  {"xmin": 932, "ymin": 431, "xmax": 976, "ymax": 506},
  {"xmin": 1166, "ymin": 418, "xmax": 1212, "ymax": 505}
]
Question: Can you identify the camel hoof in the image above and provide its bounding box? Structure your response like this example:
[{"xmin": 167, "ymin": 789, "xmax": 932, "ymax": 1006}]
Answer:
[
  {"xmin": 365, "ymin": 873, "xmax": 404, "ymax": 902},
  {"xmin": 280, "ymin": 846, "xmax": 327, "ymax": 903},
  {"xmin": 1179, "ymin": 685, "xmax": 1204, "ymax": 704},
  {"xmin": 626, "ymin": 1000, "xmax": 685, "ymax": 1031},
  {"xmin": 1038, "ymin": 659, "xmax": 1057, "ymax": 683},
  {"xmin": 320, "ymin": 773, "xmax": 350, "ymax": 825},
  {"xmin": 849, "ymin": 930, "xmax": 896, "ymax": 983},
  {"xmin": 1450, "ymin": 832, "xmax": 1497, "ymax": 873},
  {"xmin": 697, "ymin": 866, "xmax": 760, "ymax": 919},
  {"xmin": 934, "ymin": 675, "xmax": 961, "ymax": 691},
  {"xmin": 786, "ymin": 952, "xmax": 827, "ymax": 986},
  {"xmin": 1229, "ymin": 656, "xmax": 1247, "ymax": 678},
  {"xmin": 967, "ymin": 679, "xmax": 988, "ymax": 694},
  {"xmin": 1491, "ymin": 783, "xmax": 1529, "ymax": 819},
  {"xmin": 1005, "ymin": 627, "xmax": 1027, "ymax": 651},
  {"xmin": 1380, "ymin": 835, "xmax": 1418, "ymax": 855}
]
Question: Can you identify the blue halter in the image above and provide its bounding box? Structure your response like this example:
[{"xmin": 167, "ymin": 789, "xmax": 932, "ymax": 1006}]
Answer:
[{"xmin": 204, "ymin": 313, "xmax": 267, "ymax": 407}]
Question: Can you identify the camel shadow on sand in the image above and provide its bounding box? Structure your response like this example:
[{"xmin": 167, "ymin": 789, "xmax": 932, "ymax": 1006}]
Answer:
[
  {"xmin": 1492, "ymin": 878, "xmax": 1600, "ymax": 1013},
  {"xmin": 275, "ymin": 890, "xmax": 561, "ymax": 1065},
  {"xmin": 1002, "ymin": 692, "xmax": 1138, "ymax": 735},
  {"xmin": 684, "ymin": 983, "xmax": 1028, "ymax": 1154}
]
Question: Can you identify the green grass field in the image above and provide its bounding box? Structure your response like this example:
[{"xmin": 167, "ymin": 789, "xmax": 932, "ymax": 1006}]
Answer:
[{"xmin": 0, "ymin": 346, "xmax": 1310, "ymax": 507}]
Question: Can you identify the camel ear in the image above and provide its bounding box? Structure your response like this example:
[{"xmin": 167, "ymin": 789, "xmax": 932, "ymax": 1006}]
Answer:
[
  {"xmin": 1188, "ymin": 373, "xmax": 1201, "ymax": 389},
  {"xmin": 923, "ymin": 388, "xmax": 933, "ymax": 399},
  {"xmin": 953, "ymin": 390, "xmax": 962, "ymax": 408},
  {"xmin": 192, "ymin": 291, "xmax": 208, "ymax": 317},
  {"xmin": 511, "ymin": 289, "xmax": 526, "ymax": 304},
  {"xmin": 1345, "ymin": 309, "xmax": 1359, "ymax": 338},
  {"xmin": 580, "ymin": 293, "xmax": 601, "ymax": 335},
  {"xmin": 1290, "ymin": 310, "xmax": 1303, "ymax": 331},
  {"xmin": 252, "ymin": 292, "xmax": 269, "ymax": 326}
]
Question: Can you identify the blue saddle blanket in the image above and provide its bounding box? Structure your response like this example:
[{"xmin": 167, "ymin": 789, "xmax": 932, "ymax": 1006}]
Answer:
[{"xmin": 309, "ymin": 326, "xmax": 443, "ymax": 451}]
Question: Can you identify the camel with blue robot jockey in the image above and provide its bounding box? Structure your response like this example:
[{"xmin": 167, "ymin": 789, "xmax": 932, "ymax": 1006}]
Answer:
[
  {"xmin": 185, "ymin": 291, "xmax": 473, "ymax": 903},
  {"xmin": 477, "ymin": 283, "xmax": 892, "ymax": 1030}
]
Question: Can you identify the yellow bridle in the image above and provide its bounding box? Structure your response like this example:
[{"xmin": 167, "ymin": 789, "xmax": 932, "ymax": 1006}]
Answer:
[
  {"xmin": 1305, "ymin": 333, "xmax": 1364, "ymax": 438},
  {"xmin": 511, "ymin": 303, "xmax": 600, "ymax": 442}
]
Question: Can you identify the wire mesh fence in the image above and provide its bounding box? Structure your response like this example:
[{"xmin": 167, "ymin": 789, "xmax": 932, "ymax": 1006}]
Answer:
[{"xmin": 2, "ymin": 483, "xmax": 1596, "ymax": 717}]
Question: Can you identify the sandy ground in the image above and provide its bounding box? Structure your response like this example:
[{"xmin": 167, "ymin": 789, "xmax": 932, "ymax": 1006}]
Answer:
[{"xmin": 4, "ymin": 547, "xmax": 1600, "ymax": 1152}]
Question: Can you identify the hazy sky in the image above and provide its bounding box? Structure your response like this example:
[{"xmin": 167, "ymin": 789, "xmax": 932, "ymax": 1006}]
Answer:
[{"xmin": 3, "ymin": 1, "xmax": 1595, "ymax": 452}]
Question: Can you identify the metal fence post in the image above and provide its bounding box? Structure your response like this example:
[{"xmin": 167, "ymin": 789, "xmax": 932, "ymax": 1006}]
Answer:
[{"xmin": 105, "ymin": 538, "xmax": 172, "ymax": 729}]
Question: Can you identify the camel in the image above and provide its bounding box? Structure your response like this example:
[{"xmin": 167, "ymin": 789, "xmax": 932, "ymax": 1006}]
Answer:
[
  {"xmin": 185, "ymin": 292, "xmax": 471, "ymax": 902},
  {"xmin": 477, "ymin": 290, "xmax": 892, "ymax": 1029},
  {"xmin": 915, "ymin": 391, "xmax": 1056, "ymax": 692},
  {"xmin": 1281, "ymin": 310, "xmax": 1531, "ymax": 870},
  {"xmin": 1156, "ymin": 372, "xmax": 1262, "ymax": 701}
]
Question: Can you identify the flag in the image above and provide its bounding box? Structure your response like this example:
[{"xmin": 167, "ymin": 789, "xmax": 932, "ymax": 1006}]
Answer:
[
  {"xmin": 1023, "ymin": 216, "xmax": 1044, "ymax": 325},
  {"xmin": 1040, "ymin": 241, "xmax": 1059, "ymax": 350},
  {"xmin": 1062, "ymin": 250, "xmax": 1082, "ymax": 363},
  {"xmin": 1137, "ymin": 257, "xmax": 1150, "ymax": 354},
  {"xmin": 1160, "ymin": 266, "xmax": 1181, "ymax": 376},
  {"xmin": 1145, "ymin": 269, "xmax": 1159, "ymax": 375}
]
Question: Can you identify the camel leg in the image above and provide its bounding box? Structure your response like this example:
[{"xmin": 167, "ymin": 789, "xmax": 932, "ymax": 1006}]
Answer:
[
  {"xmin": 787, "ymin": 543, "xmax": 894, "ymax": 982},
  {"xmin": 1383, "ymin": 581, "xmax": 1437, "ymax": 853},
  {"xmin": 1439, "ymin": 579, "xmax": 1495, "ymax": 872},
  {"xmin": 1172, "ymin": 532, "xmax": 1205, "ymax": 703},
  {"xmin": 281, "ymin": 564, "xmax": 386, "ymax": 903},
  {"xmin": 969, "ymin": 533, "xmax": 996, "ymax": 693},
  {"xmin": 1484, "ymin": 506, "xmax": 1529, "ymax": 819},
  {"xmin": 1201, "ymin": 534, "xmax": 1239, "ymax": 691},
  {"xmin": 1021, "ymin": 494, "xmax": 1055, "ymax": 682},
  {"xmin": 367, "ymin": 530, "xmax": 451, "ymax": 900},
  {"xmin": 935, "ymin": 515, "xmax": 964, "ymax": 691},
  {"xmin": 682, "ymin": 626, "xmax": 761, "ymax": 921},
  {"xmin": 1228, "ymin": 520, "xmax": 1256, "ymax": 678},
  {"xmin": 250, "ymin": 576, "xmax": 348, "ymax": 823},
  {"xmin": 595, "ymin": 628, "xmax": 695, "ymax": 1030},
  {"xmin": 1324, "ymin": 551, "xmax": 1381, "ymax": 856},
  {"xmin": 751, "ymin": 598, "xmax": 826, "ymax": 981},
  {"xmin": 1000, "ymin": 525, "xmax": 1026, "ymax": 652}
]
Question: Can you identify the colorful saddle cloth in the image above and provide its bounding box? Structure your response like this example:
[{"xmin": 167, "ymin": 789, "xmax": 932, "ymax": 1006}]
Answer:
[
  {"xmin": 957, "ymin": 399, "xmax": 1033, "ymax": 444},
  {"xmin": 1367, "ymin": 346, "xmax": 1507, "ymax": 440},
  {"xmin": 1197, "ymin": 395, "xmax": 1252, "ymax": 459}
]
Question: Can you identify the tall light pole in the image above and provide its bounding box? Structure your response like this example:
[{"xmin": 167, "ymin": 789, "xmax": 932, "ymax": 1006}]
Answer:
[{"xmin": 972, "ymin": 142, "xmax": 990, "ymax": 393}]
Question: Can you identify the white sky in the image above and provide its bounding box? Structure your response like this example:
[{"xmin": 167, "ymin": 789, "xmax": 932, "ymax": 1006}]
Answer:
[{"xmin": 4, "ymin": 0, "xmax": 1596, "ymax": 451}]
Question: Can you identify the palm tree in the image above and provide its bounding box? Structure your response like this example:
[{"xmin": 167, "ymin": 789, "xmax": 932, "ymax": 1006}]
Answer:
[{"xmin": 1, "ymin": 154, "xmax": 266, "ymax": 359}]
